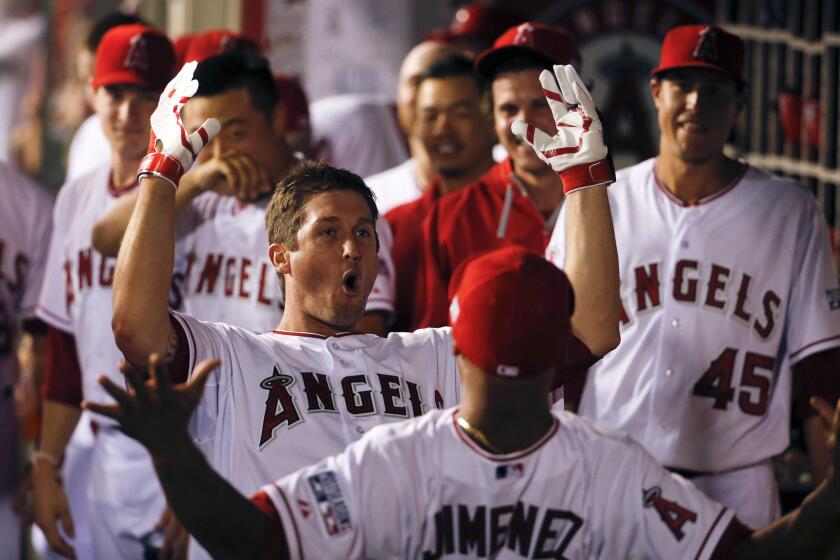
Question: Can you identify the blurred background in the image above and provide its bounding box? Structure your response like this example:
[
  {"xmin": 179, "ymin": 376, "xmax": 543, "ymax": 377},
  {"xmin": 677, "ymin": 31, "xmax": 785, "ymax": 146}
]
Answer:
[{"xmin": 2, "ymin": 0, "xmax": 837, "ymax": 537}]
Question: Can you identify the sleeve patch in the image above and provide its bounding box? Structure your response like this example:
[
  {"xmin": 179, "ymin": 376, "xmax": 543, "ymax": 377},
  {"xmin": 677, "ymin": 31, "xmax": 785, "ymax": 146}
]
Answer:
[
  {"xmin": 642, "ymin": 486, "xmax": 698, "ymax": 541},
  {"xmin": 825, "ymin": 288, "xmax": 840, "ymax": 310},
  {"xmin": 308, "ymin": 471, "xmax": 353, "ymax": 536}
]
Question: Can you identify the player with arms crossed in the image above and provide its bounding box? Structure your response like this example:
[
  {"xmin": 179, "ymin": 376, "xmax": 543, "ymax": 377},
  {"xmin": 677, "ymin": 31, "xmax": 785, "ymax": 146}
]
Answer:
[
  {"xmin": 104, "ymin": 59, "xmax": 618, "ymax": 530},
  {"xmin": 87, "ymin": 245, "xmax": 840, "ymax": 559},
  {"xmin": 546, "ymin": 24, "xmax": 840, "ymax": 529}
]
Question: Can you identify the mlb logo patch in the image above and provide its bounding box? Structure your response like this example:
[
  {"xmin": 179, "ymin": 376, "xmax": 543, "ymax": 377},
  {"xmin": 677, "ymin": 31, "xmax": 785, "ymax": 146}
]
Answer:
[
  {"xmin": 826, "ymin": 288, "xmax": 840, "ymax": 310},
  {"xmin": 496, "ymin": 364, "xmax": 519, "ymax": 377},
  {"xmin": 307, "ymin": 471, "xmax": 353, "ymax": 536},
  {"xmin": 495, "ymin": 463, "xmax": 525, "ymax": 480}
]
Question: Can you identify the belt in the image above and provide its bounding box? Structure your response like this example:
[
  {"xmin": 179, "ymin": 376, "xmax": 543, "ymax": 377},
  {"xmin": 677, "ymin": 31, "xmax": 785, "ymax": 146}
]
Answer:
[{"xmin": 666, "ymin": 466, "xmax": 712, "ymax": 479}]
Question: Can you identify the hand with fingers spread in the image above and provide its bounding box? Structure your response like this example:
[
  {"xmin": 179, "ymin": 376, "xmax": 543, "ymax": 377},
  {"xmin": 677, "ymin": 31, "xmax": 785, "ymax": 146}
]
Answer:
[
  {"xmin": 809, "ymin": 397, "xmax": 840, "ymax": 490},
  {"xmin": 82, "ymin": 355, "xmax": 220, "ymax": 457},
  {"xmin": 511, "ymin": 64, "xmax": 614, "ymax": 194},
  {"xmin": 138, "ymin": 62, "xmax": 221, "ymax": 190}
]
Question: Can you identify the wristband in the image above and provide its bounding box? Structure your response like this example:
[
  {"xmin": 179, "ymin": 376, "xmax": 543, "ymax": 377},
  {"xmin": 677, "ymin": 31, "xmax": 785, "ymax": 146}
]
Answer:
[
  {"xmin": 137, "ymin": 152, "xmax": 184, "ymax": 190},
  {"xmin": 32, "ymin": 450, "xmax": 60, "ymax": 468},
  {"xmin": 558, "ymin": 159, "xmax": 615, "ymax": 194}
]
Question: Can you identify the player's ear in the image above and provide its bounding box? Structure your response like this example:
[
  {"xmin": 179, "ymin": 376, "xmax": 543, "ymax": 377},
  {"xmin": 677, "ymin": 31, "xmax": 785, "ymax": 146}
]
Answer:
[
  {"xmin": 268, "ymin": 243, "xmax": 291, "ymax": 275},
  {"xmin": 650, "ymin": 78, "xmax": 662, "ymax": 108}
]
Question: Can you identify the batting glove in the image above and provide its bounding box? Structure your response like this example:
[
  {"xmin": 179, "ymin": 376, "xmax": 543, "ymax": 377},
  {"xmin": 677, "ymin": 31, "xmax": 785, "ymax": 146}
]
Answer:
[
  {"xmin": 137, "ymin": 62, "xmax": 220, "ymax": 189},
  {"xmin": 511, "ymin": 64, "xmax": 614, "ymax": 194}
]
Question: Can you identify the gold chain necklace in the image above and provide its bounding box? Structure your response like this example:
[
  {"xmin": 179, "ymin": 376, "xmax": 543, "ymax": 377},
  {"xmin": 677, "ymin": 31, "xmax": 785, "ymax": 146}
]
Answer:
[{"xmin": 457, "ymin": 415, "xmax": 502, "ymax": 454}]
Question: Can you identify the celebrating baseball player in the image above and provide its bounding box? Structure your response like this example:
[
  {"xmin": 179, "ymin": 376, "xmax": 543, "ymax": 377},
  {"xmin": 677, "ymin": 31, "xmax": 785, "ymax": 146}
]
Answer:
[
  {"xmin": 546, "ymin": 24, "xmax": 840, "ymax": 530},
  {"xmin": 33, "ymin": 24, "xmax": 187, "ymax": 559},
  {"xmin": 92, "ymin": 51, "xmax": 396, "ymax": 337},
  {"xmin": 0, "ymin": 160, "xmax": 52, "ymax": 560},
  {"xmin": 87, "ymin": 246, "xmax": 840, "ymax": 559},
  {"xmin": 103, "ymin": 56, "xmax": 617, "ymax": 552}
]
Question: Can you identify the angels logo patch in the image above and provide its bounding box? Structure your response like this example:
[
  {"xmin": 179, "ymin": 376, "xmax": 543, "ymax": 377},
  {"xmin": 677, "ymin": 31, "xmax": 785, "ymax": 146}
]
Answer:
[
  {"xmin": 642, "ymin": 486, "xmax": 697, "ymax": 540},
  {"xmin": 308, "ymin": 471, "xmax": 352, "ymax": 536}
]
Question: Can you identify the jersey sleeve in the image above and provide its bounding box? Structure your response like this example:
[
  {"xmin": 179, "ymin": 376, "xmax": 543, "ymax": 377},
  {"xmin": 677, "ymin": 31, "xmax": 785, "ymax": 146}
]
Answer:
[
  {"xmin": 170, "ymin": 311, "xmax": 236, "ymax": 443},
  {"xmin": 786, "ymin": 205, "xmax": 840, "ymax": 363},
  {"xmin": 259, "ymin": 432, "xmax": 404, "ymax": 559},
  {"xmin": 36, "ymin": 189, "xmax": 73, "ymax": 331},
  {"xmin": 365, "ymin": 216, "xmax": 396, "ymax": 316},
  {"xmin": 19, "ymin": 192, "xmax": 52, "ymax": 319},
  {"xmin": 594, "ymin": 435, "xmax": 735, "ymax": 560}
]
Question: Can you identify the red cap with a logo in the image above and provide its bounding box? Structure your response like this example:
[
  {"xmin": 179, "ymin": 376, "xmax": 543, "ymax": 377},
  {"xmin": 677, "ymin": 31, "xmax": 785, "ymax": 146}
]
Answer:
[
  {"xmin": 427, "ymin": 3, "xmax": 521, "ymax": 47},
  {"xmin": 183, "ymin": 29, "xmax": 260, "ymax": 63},
  {"xmin": 475, "ymin": 22, "xmax": 581, "ymax": 78},
  {"xmin": 91, "ymin": 24, "xmax": 174, "ymax": 91},
  {"xmin": 449, "ymin": 246, "xmax": 574, "ymax": 378},
  {"xmin": 651, "ymin": 24, "xmax": 744, "ymax": 83}
]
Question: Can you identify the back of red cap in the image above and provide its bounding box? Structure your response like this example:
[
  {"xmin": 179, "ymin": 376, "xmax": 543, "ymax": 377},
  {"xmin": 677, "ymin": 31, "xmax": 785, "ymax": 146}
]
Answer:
[
  {"xmin": 651, "ymin": 24, "xmax": 744, "ymax": 83},
  {"xmin": 183, "ymin": 29, "xmax": 260, "ymax": 63},
  {"xmin": 475, "ymin": 22, "xmax": 581, "ymax": 78},
  {"xmin": 91, "ymin": 24, "xmax": 174, "ymax": 91},
  {"xmin": 274, "ymin": 74, "xmax": 310, "ymax": 133},
  {"xmin": 449, "ymin": 246, "xmax": 574, "ymax": 378}
]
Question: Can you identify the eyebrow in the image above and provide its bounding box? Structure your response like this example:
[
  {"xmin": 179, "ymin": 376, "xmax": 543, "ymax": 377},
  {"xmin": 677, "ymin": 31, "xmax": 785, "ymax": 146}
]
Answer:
[
  {"xmin": 189, "ymin": 116, "xmax": 247, "ymax": 135},
  {"xmin": 313, "ymin": 216, "xmax": 375, "ymax": 226}
]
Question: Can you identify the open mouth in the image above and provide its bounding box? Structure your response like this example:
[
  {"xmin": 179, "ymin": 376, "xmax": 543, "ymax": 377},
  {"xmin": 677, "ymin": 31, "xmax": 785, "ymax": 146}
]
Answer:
[{"xmin": 342, "ymin": 270, "xmax": 360, "ymax": 296}]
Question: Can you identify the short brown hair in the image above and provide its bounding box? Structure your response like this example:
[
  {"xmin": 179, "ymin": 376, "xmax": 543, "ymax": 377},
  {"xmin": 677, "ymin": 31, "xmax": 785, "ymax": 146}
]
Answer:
[{"xmin": 265, "ymin": 160, "xmax": 379, "ymax": 250}]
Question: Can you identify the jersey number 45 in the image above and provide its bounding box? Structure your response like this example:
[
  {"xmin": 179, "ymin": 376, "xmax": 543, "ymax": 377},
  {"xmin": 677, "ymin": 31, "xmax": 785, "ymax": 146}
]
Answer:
[{"xmin": 692, "ymin": 348, "xmax": 775, "ymax": 416}]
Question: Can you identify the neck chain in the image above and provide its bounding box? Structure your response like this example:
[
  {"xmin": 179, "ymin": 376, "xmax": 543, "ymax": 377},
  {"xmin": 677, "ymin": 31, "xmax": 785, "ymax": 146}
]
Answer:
[{"xmin": 457, "ymin": 415, "xmax": 501, "ymax": 454}]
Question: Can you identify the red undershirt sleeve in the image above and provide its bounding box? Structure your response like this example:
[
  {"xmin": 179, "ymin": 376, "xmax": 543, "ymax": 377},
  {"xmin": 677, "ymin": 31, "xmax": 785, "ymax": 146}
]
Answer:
[
  {"xmin": 792, "ymin": 347, "xmax": 840, "ymax": 418},
  {"xmin": 708, "ymin": 517, "xmax": 753, "ymax": 559},
  {"xmin": 41, "ymin": 325, "xmax": 83, "ymax": 407}
]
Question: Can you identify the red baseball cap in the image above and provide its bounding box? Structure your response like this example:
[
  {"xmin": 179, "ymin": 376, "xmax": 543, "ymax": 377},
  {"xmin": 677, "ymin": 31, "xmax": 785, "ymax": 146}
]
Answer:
[
  {"xmin": 183, "ymin": 29, "xmax": 260, "ymax": 63},
  {"xmin": 91, "ymin": 24, "xmax": 174, "ymax": 91},
  {"xmin": 274, "ymin": 74, "xmax": 310, "ymax": 133},
  {"xmin": 475, "ymin": 22, "xmax": 581, "ymax": 78},
  {"xmin": 427, "ymin": 3, "xmax": 521, "ymax": 47},
  {"xmin": 449, "ymin": 247, "xmax": 574, "ymax": 378},
  {"xmin": 651, "ymin": 24, "xmax": 744, "ymax": 83},
  {"xmin": 173, "ymin": 33, "xmax": 196, "ymax": 67}
]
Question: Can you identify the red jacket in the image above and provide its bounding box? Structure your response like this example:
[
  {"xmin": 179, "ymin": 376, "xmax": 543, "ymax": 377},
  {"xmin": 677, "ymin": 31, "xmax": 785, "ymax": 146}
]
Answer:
[
  {"xmin": 385, "ymin": 181, "xmax": 440, "ymax": 332},
  {"xmin": 416, "ymin": 158, "xmax": 556, "ymax": 329}
]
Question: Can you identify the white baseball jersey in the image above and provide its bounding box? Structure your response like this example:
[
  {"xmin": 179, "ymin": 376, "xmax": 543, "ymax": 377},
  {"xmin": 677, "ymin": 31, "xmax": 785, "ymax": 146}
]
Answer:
[
  {"xmin": 259, "ymin": 408, "xmax": 736, "ymax": 559},
  {"xmin": 366, "ymin": 157, "xmax": 422, "ymax": 214},
  {"xmin": 310, "ymin": 94, "xmax": 408, "ymax": 178},
  {"xmin": 173, "ymin": 193, "xmax": 395, "ymax": 333},
  {"xmin": 0, "ymin": 159, "xmax": 51, "ymax": 388},
  {"xmin": 36, "ymin": 164, "xmax": 165, "ymax": 554},
  {"xmin": 65, "ymin": 114, "xmax": 110, "ymax": 182},
  {"xmin": 172, "ymin": 311, "xmax": 459, "ymax": 501},
  {"xmin": 547, "ymin": 158, "xmax": 840, "ymax": 471}
]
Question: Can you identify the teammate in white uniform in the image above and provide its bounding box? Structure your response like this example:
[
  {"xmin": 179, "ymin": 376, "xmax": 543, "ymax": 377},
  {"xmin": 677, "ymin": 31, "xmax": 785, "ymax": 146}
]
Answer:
[
  {"xmin": 32, "ymin": 24, "xmax": 185, "ymax": 559},
  {"xmin": 97, "ymin": 59, "xmax": 618, "ymax": 545},
  {"xmin": 0, "ymin": 160, "xmax": 51, "ymax": 560},
  {"xmin": 88, "ymin": 246, "xmax": 840, "ymax": 559},
  {"xmin": 365, "ymin": 40, "xmax": 465, "ymax": 213},
  {"xmin": 546, "ymin": 25, "xmax": 840, "ymax": 530}
]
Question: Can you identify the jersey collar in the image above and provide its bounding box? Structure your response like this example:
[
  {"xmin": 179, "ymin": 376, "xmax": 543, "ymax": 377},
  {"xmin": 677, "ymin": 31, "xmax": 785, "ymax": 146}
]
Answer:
[
  {"xmin": 451, "ymin": 408, "xmax": 559, "ymax": 462},
  {"xmin": 652, "ymin": 158, "xmax": 747, "ymax": 207},
  {"xmin": 271, "ymin": 330, "xmax": 359, "ymax": 339}
]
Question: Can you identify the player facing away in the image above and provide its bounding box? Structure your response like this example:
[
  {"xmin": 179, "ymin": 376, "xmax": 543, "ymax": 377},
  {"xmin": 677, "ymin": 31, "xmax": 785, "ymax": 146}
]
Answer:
[
  {"xmin": 546, "ymin": 24, "xmax": 840, "ymax": 530},
  {"xmin": 86, "ymin": 247, "xmax": 840, "ymax": 559},
  {"xmin": 103, "ymin": 58, "xmax": 618, "ymax": 533},
  {"xmin": 33, "ymin": 24, "xmax": 188, "ymax": 559}
]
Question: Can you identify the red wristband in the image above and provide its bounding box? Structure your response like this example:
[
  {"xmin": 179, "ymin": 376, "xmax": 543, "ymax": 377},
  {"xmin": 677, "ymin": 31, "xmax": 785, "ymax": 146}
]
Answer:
[
  {"xmin": 558, "ymin": 159, "xmax": 615, "ymax": 194},
  {"xmin": 137, "ymin": 152, "xmax": 184, "ymax": 190}
]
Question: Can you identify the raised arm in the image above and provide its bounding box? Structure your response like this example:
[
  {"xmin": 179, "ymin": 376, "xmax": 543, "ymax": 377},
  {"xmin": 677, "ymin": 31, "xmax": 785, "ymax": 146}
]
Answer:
[
  {"xmin": 111, "ymin": 63, "xmax": 218, "ymax": 367},
  {"xmin": 83, "ymin": 357, "xmax": 272, "ymax": 560},
  {"xmin": 513, "ymin": 64, "xmax": 619, "ymax": 356}
]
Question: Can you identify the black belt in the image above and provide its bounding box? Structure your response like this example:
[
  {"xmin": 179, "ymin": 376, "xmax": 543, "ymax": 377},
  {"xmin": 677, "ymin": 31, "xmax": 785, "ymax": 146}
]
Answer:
[{"xmin": 666, "ymin": 466, "xmax": 712, "ymax": 479}]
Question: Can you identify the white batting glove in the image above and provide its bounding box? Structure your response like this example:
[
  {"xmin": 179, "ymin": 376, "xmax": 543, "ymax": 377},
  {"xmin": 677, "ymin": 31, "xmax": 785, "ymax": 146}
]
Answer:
[
  {"xmin": 137, "ymin": 62, "xmax": 221, "ymax": 189},
  {"xmin": 511, "ymin": 64, "xmax": 614, "ymax": 194}
]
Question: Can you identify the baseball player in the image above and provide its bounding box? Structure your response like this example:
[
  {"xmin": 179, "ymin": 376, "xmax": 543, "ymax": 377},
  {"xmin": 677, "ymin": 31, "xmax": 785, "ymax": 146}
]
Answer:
[
  {"xmin": 365, "ymin": 40, "xmax": 464, "ymax": 213},
  {"xmin": 104, "ymin": 58, "xmax": 617, "ymax": 545},
  {"xmin": 92, "ymin": 51, "xmax": 396, "ymax": 336},
  {"xmin": 546, "ymin": 24, "xmax": 840, "ymax": 530},
  {"xmin": 86, "ymin": 247, "xmax": 840, "ymax": 559},
  {"xmin": 411, "ymin": 22, "xmax": 605, "ymax": 332},
  {"xmin": 0, "ymin": 160, "xmax": 52, "ymax": 560},
  {"xmin": 386, "ymin": 52, "xmax": 495, "ymax": 331},
  {"xmin": 33, "ymin": 24, "xmax": 185, "ymax": 559}
]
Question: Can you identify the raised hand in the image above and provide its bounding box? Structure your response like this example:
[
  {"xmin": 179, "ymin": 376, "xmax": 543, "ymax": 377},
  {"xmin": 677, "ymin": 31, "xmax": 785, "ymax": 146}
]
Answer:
[
  {"xmin": 82, "ymin": 355, "xmax": 219, "ymax": 456},
  {"xmin": 511, "ymin": 64, "xmax": 614, "ymax": 194},
  {"xmin": 138, "ymin": 62, "xmax": 221, "ymax": 189}
]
